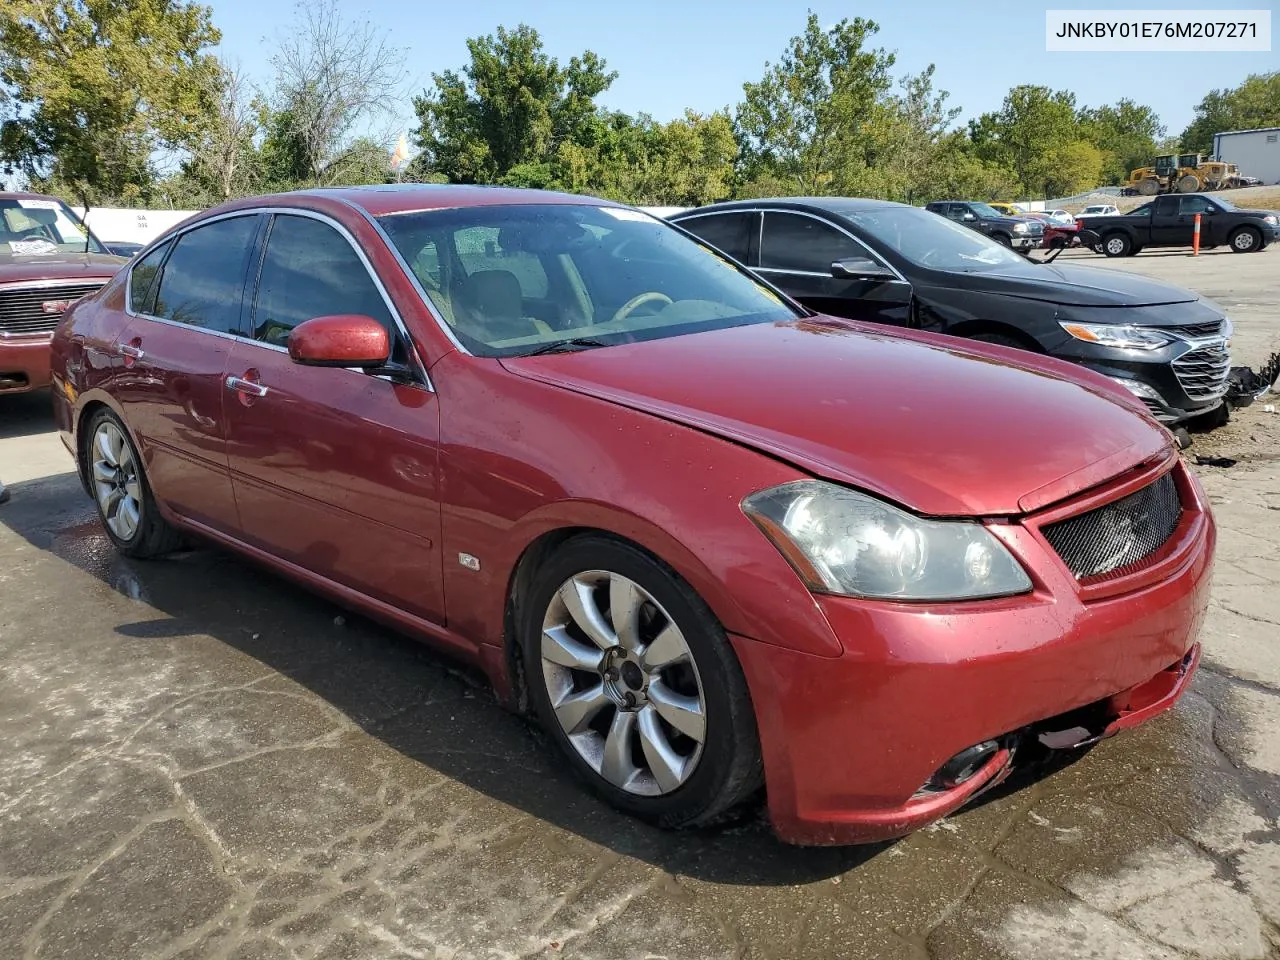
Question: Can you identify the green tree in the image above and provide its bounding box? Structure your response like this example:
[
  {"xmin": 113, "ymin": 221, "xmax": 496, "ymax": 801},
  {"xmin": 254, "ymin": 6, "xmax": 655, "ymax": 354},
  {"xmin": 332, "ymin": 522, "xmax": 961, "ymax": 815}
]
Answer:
[
  {"xmin": 969, "ymin": 85, "xmax": 1081, "ymax": 196},
  {"xmin": 1078, "ymin": 99, "xmax": 1164, "ymax": 183},
  {"xmin": 413, "ymin": 24, "xmax": 616, "ymax": 184},
  {"xmin": 856, "ymin": 65, "xmax": 965, "ymax": 202},
  {"xmin": 734, "ymin": 13, "xmax": 895, "ymax": 194},
  {"xmin": 1181, "ymin": 72, "xmax": 1280, "ymax": 154},
  {"xmin": 0, "ymin": 0, "xmax": 221, "ymax": 200}
]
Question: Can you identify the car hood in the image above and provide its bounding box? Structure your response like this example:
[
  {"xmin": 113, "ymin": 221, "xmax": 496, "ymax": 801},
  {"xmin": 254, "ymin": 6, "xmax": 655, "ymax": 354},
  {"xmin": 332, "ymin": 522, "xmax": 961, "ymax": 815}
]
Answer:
[
  {"xmin": 0, "ymin": 252, "xmax": 126, "ymax": 284},
  {"xmin": 955, "ymin": 261, "xmax": 1200, "ymax": 307},
  {"xmin": 502, "ymin": 318, "xmax": 1170, "ymax": 517}
]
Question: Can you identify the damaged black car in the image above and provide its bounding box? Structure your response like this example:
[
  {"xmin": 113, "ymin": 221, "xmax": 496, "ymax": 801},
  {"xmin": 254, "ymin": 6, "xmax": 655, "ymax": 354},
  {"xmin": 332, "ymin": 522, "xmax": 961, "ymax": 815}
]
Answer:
[{"xmin": 670, "ymin": 198, "xmax": 1231, "ymax": 425}]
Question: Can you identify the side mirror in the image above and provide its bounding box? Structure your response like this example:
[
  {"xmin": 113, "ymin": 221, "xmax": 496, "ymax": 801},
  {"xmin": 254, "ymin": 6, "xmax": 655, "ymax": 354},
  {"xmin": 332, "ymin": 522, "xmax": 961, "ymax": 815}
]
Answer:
[
  {"xmin": 288, "ymin": 314, "xmax": 391, "ymax": 368},
  {"xmin": 831, "ymin": 257, "xmax": 895, "ymax": 281},
  {"xmin": 962, "ymin": 212, "xmax": 977, "ymax": 222}
]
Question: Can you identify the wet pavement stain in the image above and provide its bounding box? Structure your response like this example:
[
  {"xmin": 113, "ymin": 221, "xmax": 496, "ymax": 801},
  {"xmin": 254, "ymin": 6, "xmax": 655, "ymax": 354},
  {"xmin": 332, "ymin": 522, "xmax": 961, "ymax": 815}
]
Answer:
[{"xmin": 2, "ymin": 429, "xmax": 1279, "ymax": 958}]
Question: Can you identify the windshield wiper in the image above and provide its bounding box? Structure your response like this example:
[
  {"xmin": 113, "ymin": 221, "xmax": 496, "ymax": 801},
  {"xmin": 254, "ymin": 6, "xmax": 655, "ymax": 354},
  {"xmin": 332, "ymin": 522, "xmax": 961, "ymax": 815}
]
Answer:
[{"xmin": 521, "ymin": 337, "xmax": 612, "ymax": 356}]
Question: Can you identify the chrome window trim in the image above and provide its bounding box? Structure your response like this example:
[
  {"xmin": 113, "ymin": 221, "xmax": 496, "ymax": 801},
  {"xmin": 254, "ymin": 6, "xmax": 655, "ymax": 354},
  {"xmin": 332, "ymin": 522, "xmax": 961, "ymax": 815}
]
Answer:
[
  {"xmin": 675, "ymin": 206, "xmax": 908, "ymax": 284},
  {"xmin": 123, "ymin": 206, "xmax": 432, "ymax": 389}
]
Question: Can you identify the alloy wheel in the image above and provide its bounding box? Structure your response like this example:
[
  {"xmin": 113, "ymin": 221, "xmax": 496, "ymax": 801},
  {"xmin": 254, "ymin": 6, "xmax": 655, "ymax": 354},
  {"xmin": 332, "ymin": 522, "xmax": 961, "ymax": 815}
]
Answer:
[
  {"xmin": 539, "ymin": 570, "xmax": 706, "ymax": 795},
  {"xmin": 92, "ymin": 421, "xmax": 142, "ymax": 541},
  {"xmin": 1233, "ymin": 231, "xmax": 1255, "ymax": 251}
]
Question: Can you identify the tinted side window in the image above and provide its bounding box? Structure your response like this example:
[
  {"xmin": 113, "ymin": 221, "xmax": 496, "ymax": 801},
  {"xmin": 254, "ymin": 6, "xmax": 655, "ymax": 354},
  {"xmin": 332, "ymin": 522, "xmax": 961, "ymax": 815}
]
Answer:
[
  {"xmin": 1179, "ymin": 196, "xmax": 1216, "ymax": 215},
  {"xmin": 679, "ymin": 213, "xmax": 753, "ymax": 261},
  {"xmin": 152, "ymin": 216, "xmax": 259, "ymax": 334},
  {"xmin": 252, "ymin": 215, "xmax": 394, "ymax": 347},
  {"xmin": 760, "ymin": 212, "xmax": 857, "ymax": 273},
  {"xmin": 129, "ymin": 240, "xmax": 172, "ymax": 314}
]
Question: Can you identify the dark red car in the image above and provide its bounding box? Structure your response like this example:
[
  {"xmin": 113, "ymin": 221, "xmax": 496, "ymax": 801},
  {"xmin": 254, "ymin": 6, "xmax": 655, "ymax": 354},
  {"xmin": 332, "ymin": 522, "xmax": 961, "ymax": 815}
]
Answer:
[
  {"xmin": 50, "ymin": 186, "xmax": 1214, "ymax": 845},
  {"xmin": 2, "ymin": 192, "xmax": 124, "ymax": 395}
]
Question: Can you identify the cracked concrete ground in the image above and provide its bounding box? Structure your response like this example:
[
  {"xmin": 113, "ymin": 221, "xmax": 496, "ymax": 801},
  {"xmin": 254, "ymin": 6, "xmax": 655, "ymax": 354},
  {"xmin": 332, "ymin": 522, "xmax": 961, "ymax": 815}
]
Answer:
[{"xmin": 2, "ymin": 251, "xmax": 1278, "ymax": 959}]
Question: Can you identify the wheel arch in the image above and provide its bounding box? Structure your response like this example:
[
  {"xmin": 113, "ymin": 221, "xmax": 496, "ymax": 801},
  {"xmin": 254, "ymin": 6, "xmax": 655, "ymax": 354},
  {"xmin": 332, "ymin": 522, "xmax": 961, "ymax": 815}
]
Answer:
[
  {"xmin": 73, "ymin": 393, "xmax": 131, "ymax": 498},
  {"xmin": 946, "ymin": 319, "xmax": 1044, "ymax": 352}
]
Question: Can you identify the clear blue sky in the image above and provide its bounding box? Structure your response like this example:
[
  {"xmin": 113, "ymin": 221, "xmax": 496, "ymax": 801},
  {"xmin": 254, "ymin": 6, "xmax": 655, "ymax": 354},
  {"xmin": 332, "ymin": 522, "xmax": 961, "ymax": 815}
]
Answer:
[{"xmin": 210, "ymin": 0, "xmax": 1278, "ymax": 139}]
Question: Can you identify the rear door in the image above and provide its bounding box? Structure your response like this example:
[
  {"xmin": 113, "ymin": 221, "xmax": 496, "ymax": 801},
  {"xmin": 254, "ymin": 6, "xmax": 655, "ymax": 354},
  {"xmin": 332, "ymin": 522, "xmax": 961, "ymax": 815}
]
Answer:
[
  {"xmin": 114, "ymin": 213, "xmax": 262, "ymax": 532},
  {"xmin": 222, "ymin": 211, "xmax": 445, "ymax": 623},
  {"xmin": 757, "ymin": 211, "xmax": 911, "ymax": 326},
  {"xmin": 673, "ymin": 211, "xmax": 758, "ymax": 264}
]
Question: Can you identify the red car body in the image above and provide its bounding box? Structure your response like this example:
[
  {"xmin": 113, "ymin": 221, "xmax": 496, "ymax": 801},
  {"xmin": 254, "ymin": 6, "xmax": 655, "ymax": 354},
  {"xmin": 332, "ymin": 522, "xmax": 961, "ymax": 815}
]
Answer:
[
  {"xmin": 50, "ymin": 187, "xmax": 1214, "ymax": 844},
  {"xmin": 1, "ymin": 192, "xmax": 124, "ymax": 395}
]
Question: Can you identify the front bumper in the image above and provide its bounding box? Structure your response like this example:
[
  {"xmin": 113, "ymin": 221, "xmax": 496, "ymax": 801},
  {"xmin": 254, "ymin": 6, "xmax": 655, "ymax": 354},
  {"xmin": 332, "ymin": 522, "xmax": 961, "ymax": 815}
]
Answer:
[
  {"xmin": 1011, "ymin": 235, "xmax": 1041, "ymax": 250},
  {"xmin": 0, "ymin": 335, "xmax": 53, "ymax": 394},
  {"xmin": 734, "ymin": 462, "xmax": 1215, "ymax": 845},
  {"xmin": 1049, "ymin": 338, "xmax": 1229, "ymax": 425}
]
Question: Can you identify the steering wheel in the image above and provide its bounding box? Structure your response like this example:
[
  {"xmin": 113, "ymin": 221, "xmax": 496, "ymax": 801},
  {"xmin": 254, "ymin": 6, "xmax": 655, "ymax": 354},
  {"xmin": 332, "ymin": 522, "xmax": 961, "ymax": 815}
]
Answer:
[{"xmin": 611, "ymin": 291, "xmax": 672, "ymax": 325}]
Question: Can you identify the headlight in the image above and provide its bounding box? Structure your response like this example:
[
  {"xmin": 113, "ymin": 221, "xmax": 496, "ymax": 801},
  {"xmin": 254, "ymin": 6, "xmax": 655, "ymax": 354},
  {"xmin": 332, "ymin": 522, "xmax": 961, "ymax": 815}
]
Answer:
[
  {"xmin": 1059, "ymin": 321, "xmax": 1174, "ymax": 351},
  {"xmin": 1263, "ymin": 215, "xmax": 1277, "ymax": 225},
  {"xmin": 742, "ymin": 481, "xmax": 1032, "ymax": 601},
  {"xmin": 1013, "ymin": 222, "xmax": 1029, "ymax": 234}
]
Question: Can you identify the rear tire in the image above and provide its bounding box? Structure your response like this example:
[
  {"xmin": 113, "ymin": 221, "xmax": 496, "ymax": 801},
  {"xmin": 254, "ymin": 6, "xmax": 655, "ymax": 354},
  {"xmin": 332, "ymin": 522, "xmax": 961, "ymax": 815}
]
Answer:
[
  {"xmin": 1102, "ymin": 233, "xmax": 1132, "ymax": 257},
  {"xmin": 1229, "ymin": 226, "xmax": 1262, "ymax": 253},
  {"xmin": 520, "ymin": 535, "xmax": 763, "ymax": 829},
  {"xmin": 84, "ymin": 408, "xmax": 183, "ymax": 558}
]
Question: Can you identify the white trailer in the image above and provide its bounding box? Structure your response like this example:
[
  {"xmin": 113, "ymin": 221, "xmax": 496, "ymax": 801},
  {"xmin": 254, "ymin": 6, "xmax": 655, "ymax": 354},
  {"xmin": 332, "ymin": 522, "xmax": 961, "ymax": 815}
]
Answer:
[{"xmin": 1212, "ymin": 127, "xmax": 1280, "ymax": 186}]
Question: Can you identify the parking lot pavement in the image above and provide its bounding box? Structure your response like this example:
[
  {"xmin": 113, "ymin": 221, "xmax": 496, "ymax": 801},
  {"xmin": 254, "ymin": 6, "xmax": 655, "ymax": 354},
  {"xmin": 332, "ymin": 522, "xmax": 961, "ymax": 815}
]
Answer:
[{"xmin": 3, "ymin": 330, "xmax": 1279, "ymax": 956}]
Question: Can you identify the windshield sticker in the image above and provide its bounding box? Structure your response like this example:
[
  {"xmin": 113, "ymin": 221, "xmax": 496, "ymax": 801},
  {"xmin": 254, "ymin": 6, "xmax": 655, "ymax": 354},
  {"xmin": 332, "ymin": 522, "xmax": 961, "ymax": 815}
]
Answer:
[
  {"xmin": 598, "ymin": 207, "xmax": 655, "ymax": 222},
  {"xmin": 18, "ymin": 199, "xmax": 60, "ymax": 210},
  {"xmin": 8, "ymin": 239, "xmax": 59, "ymax": 256}
]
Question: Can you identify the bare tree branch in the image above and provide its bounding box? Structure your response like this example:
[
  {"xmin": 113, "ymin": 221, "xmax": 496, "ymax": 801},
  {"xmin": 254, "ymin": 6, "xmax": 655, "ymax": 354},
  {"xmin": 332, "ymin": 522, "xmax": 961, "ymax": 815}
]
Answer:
[{"xmin": 269, "ymin": 0, "xmax": 405, "ymax": 182}]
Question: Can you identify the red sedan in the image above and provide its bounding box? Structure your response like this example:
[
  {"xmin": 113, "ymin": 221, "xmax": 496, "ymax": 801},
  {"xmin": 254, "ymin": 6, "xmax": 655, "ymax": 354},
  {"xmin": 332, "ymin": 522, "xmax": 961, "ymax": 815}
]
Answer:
[{"xmin": 50, "ymin": 187, "xmax": 1214, "ymax": 845}]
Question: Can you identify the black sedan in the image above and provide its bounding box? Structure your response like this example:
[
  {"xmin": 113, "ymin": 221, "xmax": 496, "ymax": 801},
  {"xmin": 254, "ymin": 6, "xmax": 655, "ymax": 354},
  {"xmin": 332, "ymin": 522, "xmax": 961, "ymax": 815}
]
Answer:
[{"xmin": 669, "ymin": 198, "xmax": 1231, "ymax": 425}]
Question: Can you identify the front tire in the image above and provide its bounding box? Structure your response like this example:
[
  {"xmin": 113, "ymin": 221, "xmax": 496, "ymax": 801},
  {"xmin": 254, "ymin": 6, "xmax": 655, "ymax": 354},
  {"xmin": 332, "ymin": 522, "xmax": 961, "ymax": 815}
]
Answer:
[
  {"xmin": 85, "ymin": 409, "xmax": 183, "ymax": 558},
  {"xmin": 993, "ymin": 233, "xmax": 1013, "ymax": 247},
  {"xmin": 1103, "ymin": 233, "xmax": 1132, "ymax": 257},
  {"xmin": 521, "ymin": 535, "xmax": 762, "ymax": 828},
  {"xmin": 1229, "ymin": 226, "xmax": 1262, "ymax": 253}
]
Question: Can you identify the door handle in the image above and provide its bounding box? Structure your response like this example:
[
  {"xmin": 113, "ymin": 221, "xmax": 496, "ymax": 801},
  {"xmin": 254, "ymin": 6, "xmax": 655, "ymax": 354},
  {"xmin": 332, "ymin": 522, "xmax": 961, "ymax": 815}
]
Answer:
[
  {"xmin": 119, "ymin": 343, "xmax": 144, "ymax": 360},
  {"xmin": 225, "ymin": 375, "xmax": 268, "ymax": 398}
]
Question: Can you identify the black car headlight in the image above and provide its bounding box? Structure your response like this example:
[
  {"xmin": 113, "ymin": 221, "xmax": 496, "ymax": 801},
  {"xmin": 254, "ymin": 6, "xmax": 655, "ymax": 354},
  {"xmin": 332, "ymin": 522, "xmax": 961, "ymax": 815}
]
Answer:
[{"xmin": 1059, "ymin": 322, "xmax": 1175, "ymax": 351}]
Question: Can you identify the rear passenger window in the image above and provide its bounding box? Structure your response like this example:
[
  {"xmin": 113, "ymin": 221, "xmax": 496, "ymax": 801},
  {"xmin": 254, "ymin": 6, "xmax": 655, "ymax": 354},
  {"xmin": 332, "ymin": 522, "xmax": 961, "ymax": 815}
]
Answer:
[
  {"xmin": 679, "ymin": 213, "xmax": 754, "ymax": 262},
  {"xmin": 129, "ymin": 240, "xmax": 171, "ymax": 314},
  {"xmin": 252, "ymin": 214, "xmax": 393, "ymax": 347},
  {"xmin": 152, "ymin": 216, "xmax": 259, "ymax": 334}
]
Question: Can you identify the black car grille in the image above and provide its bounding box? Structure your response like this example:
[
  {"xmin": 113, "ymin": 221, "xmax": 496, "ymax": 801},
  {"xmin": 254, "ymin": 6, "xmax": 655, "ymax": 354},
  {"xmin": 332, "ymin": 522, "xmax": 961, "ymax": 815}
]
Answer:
[
  {"xmin": 1175, "ymin": 319, "xmax": 1224, "ymax": 340},
  {"xmin": 0, "ymin": 283, "xmax": 104, "ymax": 336},
  {"xmin": 1172, "ymin": 343, "xmax": 1231, "ymax": 401},
  {"xmin": 1042, "ymin": 472, "xmax": 1182, "ymax": 581}
]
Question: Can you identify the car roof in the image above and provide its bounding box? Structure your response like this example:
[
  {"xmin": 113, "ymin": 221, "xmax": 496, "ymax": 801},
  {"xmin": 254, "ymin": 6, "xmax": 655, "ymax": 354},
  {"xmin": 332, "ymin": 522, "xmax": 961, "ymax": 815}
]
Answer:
[
  {"xmin": 0, "ymin": 191, "xmax": 62, "ymax": 203},
  {"xmin": 672, "ymin": 196, "xmax": 911, "ymax": 218},
  {"xmin": 282, "ymin": 183, "xmax": 614, "ymax": 218}
]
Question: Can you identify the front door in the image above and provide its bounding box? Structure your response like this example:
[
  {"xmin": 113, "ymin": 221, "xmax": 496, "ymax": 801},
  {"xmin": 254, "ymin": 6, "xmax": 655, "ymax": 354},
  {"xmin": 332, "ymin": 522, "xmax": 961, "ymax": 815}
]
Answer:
[
  {"xmin": 1149, "ymin": 196, "xmax": 1191, "ymax": 245},
  {"xmin": 221, "ymin": 212, "xmax": 445, "ymax": 623},
  {"xmin": 113, "ymin": 214, "xmax": 262, "ymax": 533},
  {"xmin": 756, "ymin": 211, "xmax": 912, "ymax": 326}
]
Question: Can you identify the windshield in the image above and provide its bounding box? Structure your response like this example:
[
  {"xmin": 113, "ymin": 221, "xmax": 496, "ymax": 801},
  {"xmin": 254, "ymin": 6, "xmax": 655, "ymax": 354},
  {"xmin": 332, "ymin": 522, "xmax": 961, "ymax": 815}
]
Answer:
[
  {"xmin": 1082, "ymin": 206, "xmax": 1108, "ymax": 214},
  {"xmin": 846, "ymin": 206, "xmax": 1026, "ymax": 272},
  {"xmin": 968, "ymin": 203, "xmax": 1006, "ymax": 219},
  {"xmin": 1211, "ymin": 196, "xmax": 1237, "ymax": 212},
  {"xmin": 0, "ymin": 198, "xmax": 105, "ymax": 255},
  {"xmin": 379, "ymin": 204, "xmax": 797, "ymax": 357}
]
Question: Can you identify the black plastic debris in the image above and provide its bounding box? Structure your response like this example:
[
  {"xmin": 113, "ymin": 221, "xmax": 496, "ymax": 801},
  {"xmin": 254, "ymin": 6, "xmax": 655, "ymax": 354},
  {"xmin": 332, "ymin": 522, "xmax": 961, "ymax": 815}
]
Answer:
[
  {"xmin": 1194, "ymin": 455, "xmax": 1237, "ymax": 468},
  {"xmin": 1225, "ymin": 350, "xmax": 1280, "ymax": 408}
]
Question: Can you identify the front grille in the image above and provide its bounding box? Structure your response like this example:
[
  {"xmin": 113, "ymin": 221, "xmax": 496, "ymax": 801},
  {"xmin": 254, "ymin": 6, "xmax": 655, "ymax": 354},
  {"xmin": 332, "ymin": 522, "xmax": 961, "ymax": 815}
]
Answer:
[
  {"xmin": 0, "ymin": 282, "xmax": 104, "ymax": 336},
  {"xmin": 1025, "ymin": 222, "xmax": 1045, "ymax": 235},
  {"xmin": 1172, "ymin": 343, "xmax": 1231, "ymax": 401},
  {"xmin": 1173, "ymin": 319, "xmax": 1223, "ymax": 340},
  {"xmin": 1042, "ymin": 472, "xmax": 1182, "ymax": 581}
]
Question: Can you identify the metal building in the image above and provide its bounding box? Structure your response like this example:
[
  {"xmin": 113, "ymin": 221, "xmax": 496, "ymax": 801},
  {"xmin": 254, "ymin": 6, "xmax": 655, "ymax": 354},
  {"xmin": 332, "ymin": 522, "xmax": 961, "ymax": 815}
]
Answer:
[{"xmin": 1212, "ymin": 127, "xmax": 1280, "ymax": 186}]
